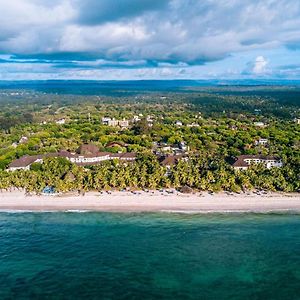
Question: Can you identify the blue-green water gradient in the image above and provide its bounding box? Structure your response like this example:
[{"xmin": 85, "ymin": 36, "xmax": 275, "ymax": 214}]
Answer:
[{"xmin": 0, "ymin": 212, "xmax": 300, "ymax": 299}]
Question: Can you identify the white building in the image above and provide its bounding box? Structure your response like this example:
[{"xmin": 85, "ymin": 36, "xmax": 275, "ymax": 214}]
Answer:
[
  {"xmin": 233, "ymin": 155, "xmax": 283, "ymax": 170},
  {"xmin": 178, "ymin": 141, "xmax": 188, "ymax": 151},
  {"xmin": 254, "ymin": 122, "xmax": 265, "ymax": 127},
  {"xmin": 118, "ymin": 119, "xmax": 129, "ymax": 128},
  {"xmin": 294, "ymin": 118, "xmax": 300, "ymax": 125},
  {"xmin": 108, "ymin": 118, "xmax": 119, "ymax": 127},
  {"xmin": 69, "ymin": 153, "xmax": 111, "ymax": 164},
  {"xmin": 102, "ymin": 117, "xmax": 111, "ymax": 125},
  {"xmin": 56, "ymin": 119, "xmax": 66, "ymax": 125},
  {"xmin": 19, "ymin": 136, "xmax": 28, "ymax": 144},
  {"xmin": 187, "ymin": 123, "xmax": 200, "ymax": 127},
  {"xmin": 8, "ymin": 148, "xmax": 137, "ymax": 171},
  {"xmin": 7, "ymin": 155, "xmax": 45, "ymax": 171},
  {"xmin": 132, "ymin": 116, "xmax": 141, "ymax": 122},
  {"xmin": 102, "ymin": 117, "xmax": 129, "ymax": 127},
  {"xmin": 255, "ymin": 138, "xmax": 268, "ymax": 146}
]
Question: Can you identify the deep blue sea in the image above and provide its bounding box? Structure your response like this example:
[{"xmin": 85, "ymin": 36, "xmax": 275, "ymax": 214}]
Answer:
[
  {"xmin": 1, "ymin": 79, "xmax": 300, "ymax": 96},
  {"xmin": 0, "ymin": 212, "xmax": 300, "ymax": 299}
]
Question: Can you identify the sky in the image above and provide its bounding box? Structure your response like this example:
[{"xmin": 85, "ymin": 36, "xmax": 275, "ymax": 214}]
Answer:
[{"xmin": 0, "ymin": 0, "xmax": 300, "ymax": 80}]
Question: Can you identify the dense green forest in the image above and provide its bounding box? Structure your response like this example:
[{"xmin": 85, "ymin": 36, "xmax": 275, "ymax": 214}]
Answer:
[{"xmin": 0, "ymin": 84, "xmax": 299, "ymax": 193}]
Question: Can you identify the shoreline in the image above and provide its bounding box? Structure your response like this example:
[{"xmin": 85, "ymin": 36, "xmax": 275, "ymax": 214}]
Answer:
[{"xmin": 0, "ymin": 190, "xmax": 299, "ymax": 213}]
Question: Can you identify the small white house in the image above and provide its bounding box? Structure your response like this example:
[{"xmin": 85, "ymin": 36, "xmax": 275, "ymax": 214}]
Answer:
[
  {"xmin": 255, "ymin": 138, "xmax": 268, "ymax": 146},
  {"xmin": 19, "ymin": 136, "xmax": 28, "ymax": 144},
  {"xmin": 56, "ymin": 119, "xmax": 66, "ymax": 125},
  {"xmin": 187, "ymin": 123, "xmax": 200, "ymax": 127},
  {"xmin": 102, "ymin": 117, "xmax": 111, "ymax": 125},
  {"xmin": 107, "ymin": 118, "xmax": 119, "ymax": 127},
  {"xmin": 118, "ymin": 119, "xmax": 129, "ymax": 128},
  {"xmin": 179, "ymin": 141, "xmax": 188, "ymax": 151},
  {"xmin": 132, "ymin": 116, "xmax": 141, "ymax": 122},
  {"xmin": 254, "ymin": 122, "xmax": 265, "ymax": 127},
  {"xmin": 7, "ymin": 155, "xmax": 42, "ymax": 171}
]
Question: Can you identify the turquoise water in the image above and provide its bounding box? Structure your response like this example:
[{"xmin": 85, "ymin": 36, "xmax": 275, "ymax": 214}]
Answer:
[{"xmin": 0, "ymin": 212, "xmax": 300, "ymax": 299}]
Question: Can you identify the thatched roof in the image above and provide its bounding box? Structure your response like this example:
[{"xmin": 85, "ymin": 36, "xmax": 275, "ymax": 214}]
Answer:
[
  {"xmin": 180, "ymin": 185, "xmax": 194, "ymax": 194},
  {"xmin": 106, "ymin": 141, "xmax": 127, "ymax": 148},
  {"xmin": 77, "ymin": 143, "xmax": 99, "ymax": 155}
]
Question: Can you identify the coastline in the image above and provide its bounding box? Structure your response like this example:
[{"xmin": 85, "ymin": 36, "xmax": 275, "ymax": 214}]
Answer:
[{"xmin": 0, "ymin": 190, "xmax": 299, "ymax": 213}]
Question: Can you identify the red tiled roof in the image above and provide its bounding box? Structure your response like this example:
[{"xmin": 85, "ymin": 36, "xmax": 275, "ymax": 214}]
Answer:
[
  {"xmin": 8, "ymin": 149, "xmax": 137, "ymax": 169},
  {"xmin": 109, "ymin": 153, "xmax": 122, "ymax": 159},
  {"xmin": 232, "ymin": 159, "xmax": 249, "ymax": 168},
  {"xmin": 56, "ymin": 150, "xmax": 74, "ymax": 158},
  {"xmin": 77, "ymin": 143, "xmax": 99, "ymax": 155},
  {"xmin": 8, "ymin": 151, "xmax": 72, "ymax": 168},
  {"xmin": 160, "ymin": 155, "xmax": 183, "ymax": 166},
  {"xmin": 71, "ymin": 152, "xmax": 111, "ymax": 158},
  {"xmin": 9, "ymin": 155, "xmax": 42, "ymax": 168},
  {"xmin": 119, "ymin": 153, "xmax": 136, "ymax": 159},
  {"xmin": 106, "ymin": 141, "xmax": 127, "ymax": 148}
]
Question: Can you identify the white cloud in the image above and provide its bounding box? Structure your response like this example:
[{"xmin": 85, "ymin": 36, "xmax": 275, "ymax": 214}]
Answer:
[
  {"xmin": 0, "ymin": 0, "xmax": 299, "ymax": 63},
  {"xmin": 0, "ymin": 0, "xmax": 300, "ymax": 79},
  {"xmin": 253, "ymin": 56, "xmax": 269, "ymax": 74}
]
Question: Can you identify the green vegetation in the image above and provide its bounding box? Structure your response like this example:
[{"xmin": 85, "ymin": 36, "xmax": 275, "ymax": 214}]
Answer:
[
  {"xmin": 0, "ymin": 85, "xmax": 299, "ymax": 193},
  {"xmin": 0, "ymin": 155, "xmax": 299, "ymax": 193}
]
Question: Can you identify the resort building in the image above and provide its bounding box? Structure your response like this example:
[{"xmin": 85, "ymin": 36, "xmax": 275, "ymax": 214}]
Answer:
[
  {"xmin": 254, "ymin": 122, "xmax": 265, "ymax": 127},
  {"xmin": 159, "ymin": 154, "xmax": 186, "ymax": 169},
  {"xmin": 56, "ymin": 119, "xmax": 66, "ymax": 125},
  {"xmin": 7, "ymin": 152, "xmax": 66, "ymax": 171},
  {"xmin": 255, "ymin": 138, "xmax": 268, "ymax": 146},
  {"xmin": 187, "ymin": 123, "xmax": 200, "ymax": 127},
  {"xmin": 232, "ymin": 155, "xmax": 283, "ymax": 170},
  {"xmin": 7, "ymin": 144, "xmax": 137, "ymax": 171},
  {"xmin": 19, "ymin": 136, "xmax": 29, "ymax": 144},
  {"xmin": 178, "ymin": 141, "xmax": 188, "ymax": 151},
  {"xmin": 77, "ymin": 144, "xmax": 99, "ymax": 156},
  {"xmin": 118, "ymin": 119, "xmax": 129, "ymax": 128},
  {"xmin": 132, "ymin": 115, "xmax": 141, "ymax": 122},
  {"xmin": 118, "ymin": 152, "xmax": 136, "ymax": 161},
  {"xmin": 69, "ymin": 152, "xmax": 111, "ymax": 165},
  {"xmin": 102, "ymin": 117, "xmax": 129, "ymax": 128},
  {"xmin": 154, "ymin": 141, "xmax": 189, "ymax": 155},
  {"xmin": 106, "ymin": 141, "xmax": 127, "ymax": 149},
  {"xmin": 146, "ymin": 115, "xmax": 154, "ymax": 127},
  {"xmin": 101, "ymin": 117, "xmax": 112, "ymax": 125},
  {"xmin": 108, "ymin": 118, "xmax": 119, "ymax": 127},
  {"xmin": 161, "ymin": 145, "xmax": 172, "ymax": 152},
  {"xmin": 101, "ymin": 117, "xmax": 119, "ymax": 127},
  {"xmin": 8, "ymin": 155, "xmax": 43, "ymax": 171}
]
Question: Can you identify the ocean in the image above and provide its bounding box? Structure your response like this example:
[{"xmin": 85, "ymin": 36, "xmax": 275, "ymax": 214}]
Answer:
[
  {"xmin": 1, "ymin": 79, "xmax": 300, "ymax": 96},
  {"xmin": 0, "ymin": 212, "xmax": 300, "ymax": 299}
]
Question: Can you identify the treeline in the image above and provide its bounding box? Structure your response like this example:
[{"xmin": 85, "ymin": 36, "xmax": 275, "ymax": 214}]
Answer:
[
  {"xmin": 0, "ymin": 154, "xmax": 299, "ymax": 193},
  {"xmin": 0, "ymin": 113, "xmax": 34, "ymax": 132}
]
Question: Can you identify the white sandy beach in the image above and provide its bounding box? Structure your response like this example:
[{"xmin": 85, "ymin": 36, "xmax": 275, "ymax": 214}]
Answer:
[{"xmin": 0, "ymin": 190, "xmax": 299, "ymax": 213}]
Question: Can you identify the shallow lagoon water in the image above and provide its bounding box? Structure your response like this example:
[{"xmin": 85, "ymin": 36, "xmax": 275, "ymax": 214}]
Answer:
[{"xmin": 0, "ymin": 212, "xmax": 300, "ymax": 299}]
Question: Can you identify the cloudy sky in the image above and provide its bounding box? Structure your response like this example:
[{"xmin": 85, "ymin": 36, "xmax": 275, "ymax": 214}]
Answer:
[{"xmin": 0, "ymin": 0, "xmax": 300, "ymax": 80}]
